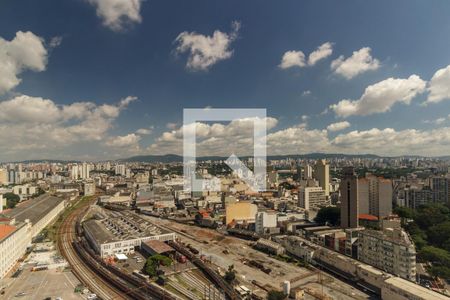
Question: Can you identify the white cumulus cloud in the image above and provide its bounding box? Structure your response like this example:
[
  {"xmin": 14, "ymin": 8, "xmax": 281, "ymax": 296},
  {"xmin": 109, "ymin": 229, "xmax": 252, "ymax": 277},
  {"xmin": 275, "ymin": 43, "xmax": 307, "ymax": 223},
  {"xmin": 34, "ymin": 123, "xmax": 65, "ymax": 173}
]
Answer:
[
  {"xmin": 87, "ymin": 0, "xmax": 143, "ymax": 32},
  {"xmin": 327, "ymin": 121, "xmax": 351, "ymax": 132},
  {"xmin": 174, "ymin": 21, "xmax": 240, "ymax": 71},
  {"xmin": 308, "ymin": 42, "xmax": 333, "ymax": 66},
  {"xmin": 106, "ymin": 133, "xmax": 141, "ymax": 147},
  {"xmin": 279, "ymin": 42, "xmax": 333, "ymax": 69},
  {"xmin": 0, "ymin": 95, "xmax": 138, "ymax": 160},
  {"xmin": 331, "ymin": 47, "xmax": 380, "ymax": 79},
  {"xmin": 149, "ymin": 117, "xmax": 278, "ymax": 156},
  {"xmin": 331, "ymin": 127, "xmax": 450, "ymax": 157},
  {"xmin": 0, "ymin": 31, "xmax": 48, "ymax": 95},
  {"xmin": 330, "ymin": 75, "xmax": 426, "ymax": 117},
  {"xmin": 136, "ymin": 127, "xmax": 153, "ymax": 135},
  {"xmin": 279, "ymin": 51, "xmax": 306, "ymax": 69},
  {"xmin": 427, "ymin": 64, "xmax": 450, "ymax": 104}
]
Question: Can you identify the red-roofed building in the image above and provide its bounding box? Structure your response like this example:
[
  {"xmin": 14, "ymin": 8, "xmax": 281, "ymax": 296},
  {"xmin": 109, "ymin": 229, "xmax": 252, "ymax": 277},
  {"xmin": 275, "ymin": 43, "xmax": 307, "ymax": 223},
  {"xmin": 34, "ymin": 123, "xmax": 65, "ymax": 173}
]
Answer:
[
  {"xmin": 358, "ymin": 214, "xmax": 378, "ymax": 221},
  {"xmin": 358, "ymin": 214, "xmax": 379, "ymax": 229},
  {"xmin": 0, "ymin": 224, "xmax": 16, "ymax": 240},
  {"xmin": 0, "ymin": 220, "xmax": 30, "ymax": 278},
  {"xmin": 141, "ymin": 240, "xmax": 175, "ymax": 256}
]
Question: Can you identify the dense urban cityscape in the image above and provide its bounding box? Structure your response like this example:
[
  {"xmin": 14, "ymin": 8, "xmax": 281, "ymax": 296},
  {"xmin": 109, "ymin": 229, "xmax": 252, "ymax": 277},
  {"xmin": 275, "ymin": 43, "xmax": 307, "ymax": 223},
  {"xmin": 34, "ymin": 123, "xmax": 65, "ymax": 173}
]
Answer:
[{"xmin": 0, "ymin": 156, "xmax": 449, "ymax": 299}]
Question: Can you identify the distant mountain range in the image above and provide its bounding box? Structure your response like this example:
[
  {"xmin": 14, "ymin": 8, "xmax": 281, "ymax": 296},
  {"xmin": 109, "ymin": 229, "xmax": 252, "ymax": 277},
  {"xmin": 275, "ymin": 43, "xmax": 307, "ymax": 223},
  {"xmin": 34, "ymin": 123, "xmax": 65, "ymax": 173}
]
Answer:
[
  {"xmin": 118, "ymin": 153, "xmax": 436, "ymax": 163},
  {"xmin": 6, "ymin": 153, "xmax": 449, "ymax": 164},
  {"xmin": 7, "ymin": 159, "xmax": 82, "ymax": 164}
]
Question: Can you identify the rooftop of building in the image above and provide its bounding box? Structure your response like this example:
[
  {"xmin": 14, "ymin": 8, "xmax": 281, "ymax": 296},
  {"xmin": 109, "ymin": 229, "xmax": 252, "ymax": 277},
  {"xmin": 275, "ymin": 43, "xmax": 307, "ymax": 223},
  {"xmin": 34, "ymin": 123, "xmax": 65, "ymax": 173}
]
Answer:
[
  {"xmin": 4, "ymin": 194, "xmax": 64, "ymax": 225},
  {"xmin": 303, "ymin": 225, "xmax": 332, "ymax": 232},
  {"xmin": 0, "ymin": 223, "xmax": 17, "ymax": 240},
  {"xmin": 256, "ymin": 238, "xmax": 284, "ymax": 249},
  {"xmin": 384, "ymin": 277, "xmax": 449, "ymax": 300},
  {"xmin": 83, "ymin": 209, "xmax": 171, "ymax": 245},
  {"xmin": 358, "ymin": 214, "xmax": 379, "ymax": 221},
  {"xmin": 142, "ymin": 240, "xmax": 174, "ymax": 254},
  {"xmin": 359, "ymin": 227, "xmax": 414, "ymax": 247}
]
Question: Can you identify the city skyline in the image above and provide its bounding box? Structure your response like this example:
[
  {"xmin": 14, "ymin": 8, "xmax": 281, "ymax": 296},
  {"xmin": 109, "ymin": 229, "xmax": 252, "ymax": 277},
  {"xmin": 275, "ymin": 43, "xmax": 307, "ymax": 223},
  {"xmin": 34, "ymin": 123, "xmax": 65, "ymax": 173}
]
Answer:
[{"xmin": 2, "ymin": 1, "xmax": 450, "ymax": 161}]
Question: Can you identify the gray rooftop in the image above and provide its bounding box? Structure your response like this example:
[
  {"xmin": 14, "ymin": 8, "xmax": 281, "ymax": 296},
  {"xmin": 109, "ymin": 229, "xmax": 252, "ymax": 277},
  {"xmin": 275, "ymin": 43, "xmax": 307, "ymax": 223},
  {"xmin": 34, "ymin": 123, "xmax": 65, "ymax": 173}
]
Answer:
[
  {"xmin": 4, "ymin": 194, "xmax": 65, "ymax": 225},
  {"xmin": 83, "ymin": 209, "xmax": 172, "ymax": 244},
  {"xmin": 83, "ymin": 219, "xmax": 117, "ymax": 244}
]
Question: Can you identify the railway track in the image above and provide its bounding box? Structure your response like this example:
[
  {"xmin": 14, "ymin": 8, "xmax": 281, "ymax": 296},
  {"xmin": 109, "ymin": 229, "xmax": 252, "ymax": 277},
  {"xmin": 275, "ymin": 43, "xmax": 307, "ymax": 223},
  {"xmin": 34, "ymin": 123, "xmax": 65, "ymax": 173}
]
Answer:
[
  {"xmin": 57, "ymin": 196, "xmax": 179, "ymax": 300},
  {"xmin": 56, "ymin": 197, "xmax": 128, "ymax": 300}
]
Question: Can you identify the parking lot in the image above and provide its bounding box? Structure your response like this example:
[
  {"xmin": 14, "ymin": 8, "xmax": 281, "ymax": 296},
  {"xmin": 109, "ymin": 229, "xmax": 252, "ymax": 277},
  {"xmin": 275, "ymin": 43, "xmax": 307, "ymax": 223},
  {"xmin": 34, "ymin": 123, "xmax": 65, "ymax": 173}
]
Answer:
[{"xmin": 1, "ymin": 267, "xmax": 84, "ymax": 299}]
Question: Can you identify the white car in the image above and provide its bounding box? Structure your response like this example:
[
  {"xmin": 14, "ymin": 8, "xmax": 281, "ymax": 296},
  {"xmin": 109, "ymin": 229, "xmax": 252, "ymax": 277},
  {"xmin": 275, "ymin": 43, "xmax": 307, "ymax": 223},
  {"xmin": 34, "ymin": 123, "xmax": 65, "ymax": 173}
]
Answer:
[{"xmin": 87, "ymin": 294, "xmax": 97, "ymax": 300}]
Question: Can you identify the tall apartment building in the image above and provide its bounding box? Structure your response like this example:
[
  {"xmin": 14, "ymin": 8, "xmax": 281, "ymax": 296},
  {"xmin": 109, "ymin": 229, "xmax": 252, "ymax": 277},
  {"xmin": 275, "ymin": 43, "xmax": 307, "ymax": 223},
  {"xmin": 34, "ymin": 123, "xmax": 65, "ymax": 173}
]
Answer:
[
  {"xmin": 115, "ymin": 164, "xmax": 126, "ymax": 176},
  {"xmin": 430, "ymin": 176, "xmax": 449, "ymax": 204},
  {"xmin": 70, "ymin": 163, "xmax": 91, "ymax": 180},
  {"xmin": 70, "ymin": 165, "xmax": 78, "ymax": 180},
  {"xmin": 340, "ymin": 167, "xmax": 359, "ymax": 229},
  {"xmin": 359, "ymin": 174, "xmax": 392, "ymax": 218},
  {"xmin": 358, "ymin": 222, "xmax": 416, "ymax": 282},
  {"xmin": 298, "ymin": 186, "xmax": 330, "ymax": 210},
  {"xmin": 303, "ymin": 163, "xmax": 313, "ymax": 180},
  {"xmin": 314, "ymin": 159, "xmax": 330, "ymax": 196},
  {"xmin": 0, "ymin": 169, "xmax": 8, "ymax": 185},
  {"xmin": 399, "ymin": 186, "xmax": 433, "ymax": 209},
  {"xmin": 81, "ymin": 162, "xmax": 90, "ymax": 179}
]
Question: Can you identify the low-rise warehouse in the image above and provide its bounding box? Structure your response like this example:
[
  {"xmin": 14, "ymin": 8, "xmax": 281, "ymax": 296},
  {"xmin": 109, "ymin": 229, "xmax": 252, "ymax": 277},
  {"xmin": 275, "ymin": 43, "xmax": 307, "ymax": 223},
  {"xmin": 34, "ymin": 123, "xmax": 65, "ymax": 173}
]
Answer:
[
  {"xmin": 141, "ymin": 240, "xmax": 175, "ymax": 256},
  {"xmin": 5, "ymin": 194, "xmax": 65, "ymax": 238},
  {"xmin": 83, "ymin": 210, "xmax": 176, "ymax": 258}
]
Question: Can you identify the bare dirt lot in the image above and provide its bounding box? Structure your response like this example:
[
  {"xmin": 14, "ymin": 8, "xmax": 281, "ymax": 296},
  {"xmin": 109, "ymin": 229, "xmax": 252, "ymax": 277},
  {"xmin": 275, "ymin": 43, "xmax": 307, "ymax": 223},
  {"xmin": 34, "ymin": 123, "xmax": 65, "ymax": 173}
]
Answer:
[{"xmin": 141, "ymin": 215, "xmax": 374, "ymax": 299}]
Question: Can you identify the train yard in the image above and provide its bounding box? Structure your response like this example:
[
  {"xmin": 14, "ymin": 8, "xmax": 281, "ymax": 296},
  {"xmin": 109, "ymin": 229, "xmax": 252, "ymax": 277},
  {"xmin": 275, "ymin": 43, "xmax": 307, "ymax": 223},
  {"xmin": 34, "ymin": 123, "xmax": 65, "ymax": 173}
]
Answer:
[{"xmin": 56, "ymin": 196, "xmax": 241, "ymax": 300}]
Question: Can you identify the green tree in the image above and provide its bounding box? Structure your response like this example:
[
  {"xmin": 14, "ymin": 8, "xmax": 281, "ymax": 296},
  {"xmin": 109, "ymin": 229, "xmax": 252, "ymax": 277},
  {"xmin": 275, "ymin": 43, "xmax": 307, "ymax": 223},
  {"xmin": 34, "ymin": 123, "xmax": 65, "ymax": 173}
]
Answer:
[
  {"xmin": 314, "ymin": 206, "xmax": 340, "ymax": 226},
  {"xmin": 419, "ymin": 246, "xmax": 450, "ymax": 266},
  {"xmin": 224, "ymin": 265, "xmax": 236, "ymax": 284},
  {"xmin": 144, "ymin": 254, "xmax": 172, "ymax": 277},
  {"xmin": 267, "ymin": 290, "xmax": 286, "ymax": 300},
  {"xmin": 428, "ymin": 221, "xmax": 450, "ymax": 248},
  {"xmin": 428, "ymin": 266, "xmax": 450, "ymax": 280},
  {"xmin": 3, "ymin": 193, "xmax": 20, "ymax": 209},
  {"xmin": 406, "ymin": 223, "xmax": 428, "ymax": 250},
  {"xmin": 414, "ymin": 204, "xmax": 449, "ymax": 230},
  {"xmin": 393, "ymin": 206, "xmax": 415, "ymax": 226}
]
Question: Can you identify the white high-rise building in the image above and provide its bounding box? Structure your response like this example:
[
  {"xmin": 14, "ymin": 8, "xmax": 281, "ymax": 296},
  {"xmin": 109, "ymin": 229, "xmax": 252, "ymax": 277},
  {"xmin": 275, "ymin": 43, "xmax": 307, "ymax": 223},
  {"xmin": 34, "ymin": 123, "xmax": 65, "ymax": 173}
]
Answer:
[
  {"xmin": 115, "ymin": 164, "xmax": 126, "ymax": 176},
  {"xmin": 314, "ymin": 159, "xmax": 330, "ymax": 196},
  {"xmin": 81, "ymin": 162, "xmax": 90, "ymax": 179},
  {"xmin": 71, "ymin": 165, "xmax": 79, "ymax": 180},
  {"xmin": 298, "ymin": 186, "xmax": 330, "ymax": 211},
  {"xmin": 303, "ymin": 163, "xmax": 312, "ymax": 180}
]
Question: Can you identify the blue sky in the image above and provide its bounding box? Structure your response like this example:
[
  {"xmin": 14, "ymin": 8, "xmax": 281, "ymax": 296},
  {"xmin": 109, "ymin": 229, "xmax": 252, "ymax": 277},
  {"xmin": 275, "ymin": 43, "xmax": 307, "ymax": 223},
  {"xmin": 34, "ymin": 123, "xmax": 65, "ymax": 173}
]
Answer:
[{"xmin": 1, "ymin": 0, "xmax": 450, "ymax": 161}]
